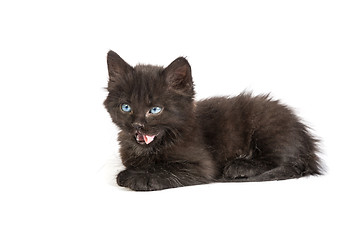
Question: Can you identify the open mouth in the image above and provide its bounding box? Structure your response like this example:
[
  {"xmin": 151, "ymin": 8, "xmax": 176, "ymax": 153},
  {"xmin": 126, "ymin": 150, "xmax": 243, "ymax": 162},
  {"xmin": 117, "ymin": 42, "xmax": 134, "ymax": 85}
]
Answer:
[{"xmin": 135, "ymin": 132, "xmax": 156, "ymax": 145}]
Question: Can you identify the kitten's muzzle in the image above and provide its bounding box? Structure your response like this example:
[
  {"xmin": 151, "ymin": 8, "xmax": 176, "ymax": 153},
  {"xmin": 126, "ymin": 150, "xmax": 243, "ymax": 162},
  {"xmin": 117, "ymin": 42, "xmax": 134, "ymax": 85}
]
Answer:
[{"xmin": 135, "ymin": 131, "xmax": 156, "ymax": 145}]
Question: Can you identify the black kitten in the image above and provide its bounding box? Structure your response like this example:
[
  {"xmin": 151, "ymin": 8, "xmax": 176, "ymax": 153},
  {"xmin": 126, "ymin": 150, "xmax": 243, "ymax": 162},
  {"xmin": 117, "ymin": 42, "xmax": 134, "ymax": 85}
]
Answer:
[{"xmin": 104, "ymin": 50, "xmax": 323, "ymax": 191}]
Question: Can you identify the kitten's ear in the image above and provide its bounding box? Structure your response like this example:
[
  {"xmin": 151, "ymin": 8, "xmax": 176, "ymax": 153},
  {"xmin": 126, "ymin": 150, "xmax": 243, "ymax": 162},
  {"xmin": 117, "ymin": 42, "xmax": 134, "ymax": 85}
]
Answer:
[
  {"xmin": 164, "ymin": 57, "xmax": 194, "ymax": 94},
  {"xmin": 107, "ymin": 50, "xmax": 133, "ymax": 82}
]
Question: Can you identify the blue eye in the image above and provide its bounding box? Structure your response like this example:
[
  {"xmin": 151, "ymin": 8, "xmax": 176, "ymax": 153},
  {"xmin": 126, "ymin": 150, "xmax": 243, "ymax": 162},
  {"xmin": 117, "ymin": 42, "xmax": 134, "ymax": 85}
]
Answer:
[
  {"xmin": 121, "ymin": 104, "xmax": 132, "ymax": 112},
  {"xmin": 149, "ymin": 106, "xmax": 163, "ymax": 114}
]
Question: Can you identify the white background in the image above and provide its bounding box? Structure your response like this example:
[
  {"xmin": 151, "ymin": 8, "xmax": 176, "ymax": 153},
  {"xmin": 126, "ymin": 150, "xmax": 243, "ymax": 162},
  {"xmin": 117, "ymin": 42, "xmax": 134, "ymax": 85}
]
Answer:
[{"xmin": 1, "ymin": 0, "xmax": 359, "ymax": 239}]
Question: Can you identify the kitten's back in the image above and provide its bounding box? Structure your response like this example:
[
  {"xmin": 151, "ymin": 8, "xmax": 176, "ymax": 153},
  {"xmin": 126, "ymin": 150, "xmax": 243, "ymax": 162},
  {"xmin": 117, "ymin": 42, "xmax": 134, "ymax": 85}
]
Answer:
[{"xmin": 196, "ymin": 93, "xmax": 322, "ymax": 178}]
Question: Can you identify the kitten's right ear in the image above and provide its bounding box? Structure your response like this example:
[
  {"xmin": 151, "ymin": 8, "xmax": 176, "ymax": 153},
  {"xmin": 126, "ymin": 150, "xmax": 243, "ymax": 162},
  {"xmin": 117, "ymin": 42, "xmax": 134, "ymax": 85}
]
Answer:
[
  {"xmin": 107, "ymin": 50, "xmax": 133, "ymax": 82},
  {"xmin": 164, "ymin": 57, "xmax": 194, "ymax": 95}
]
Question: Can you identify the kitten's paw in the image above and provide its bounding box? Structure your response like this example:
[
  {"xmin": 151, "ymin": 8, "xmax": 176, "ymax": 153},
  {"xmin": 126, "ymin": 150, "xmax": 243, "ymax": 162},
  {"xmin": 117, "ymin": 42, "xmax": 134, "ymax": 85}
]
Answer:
[
  {"xmin": 223, "ymin": 160, "xmax": 260, "ymax": 179},
  {"xmin": 116, "ymin": 169, "xmax": 149, "ymax": 191},
  {"xmin": 116, "ymin": 169, "xmax": 169, "ymax": 191},
  {"xmin": 116, "ymin": 169, "xmax": 133, "ymax": 187}
]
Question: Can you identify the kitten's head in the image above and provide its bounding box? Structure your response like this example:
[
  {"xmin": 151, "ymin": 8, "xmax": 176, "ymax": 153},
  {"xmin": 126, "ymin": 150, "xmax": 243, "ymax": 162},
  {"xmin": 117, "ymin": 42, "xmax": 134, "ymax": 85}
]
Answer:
[{"xmin": 104, "ymin": 50, "xmax": 195, "ymax": 151}]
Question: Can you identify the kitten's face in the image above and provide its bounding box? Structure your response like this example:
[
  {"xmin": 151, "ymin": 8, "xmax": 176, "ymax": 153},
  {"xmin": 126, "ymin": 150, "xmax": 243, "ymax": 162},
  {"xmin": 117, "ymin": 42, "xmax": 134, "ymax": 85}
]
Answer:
[{"xmin": 104, "ymin": 51, "xmax": 195, "ymax": 149}]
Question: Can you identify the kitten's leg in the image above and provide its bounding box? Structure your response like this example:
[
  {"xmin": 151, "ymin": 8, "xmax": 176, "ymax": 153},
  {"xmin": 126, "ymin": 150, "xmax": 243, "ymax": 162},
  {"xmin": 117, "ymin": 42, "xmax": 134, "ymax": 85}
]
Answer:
[
  {"xmin": 223, "ymin": 158, "xmax": 275, "ymax": 180},
  {"xmin": 246, "ymin": 165, "xmax": 304, "ymax": 182},
  {"xmin": 117, "ymin": 163, "xmax": 212, "ymax": 191},
  {"xmin": 223, "ymin": 158, "xmax": 306, "ymax": 182},
  {"xmin": 117, "ymin": 168, "xmax": 184, "ymax": 191}
]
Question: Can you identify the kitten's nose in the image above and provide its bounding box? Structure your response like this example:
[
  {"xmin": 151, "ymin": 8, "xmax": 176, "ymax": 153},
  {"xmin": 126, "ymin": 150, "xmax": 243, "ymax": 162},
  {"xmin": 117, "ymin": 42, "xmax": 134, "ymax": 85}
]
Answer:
[{"xmin": 132, "ymin": 122, "xmax": 144, "ymax": 130}]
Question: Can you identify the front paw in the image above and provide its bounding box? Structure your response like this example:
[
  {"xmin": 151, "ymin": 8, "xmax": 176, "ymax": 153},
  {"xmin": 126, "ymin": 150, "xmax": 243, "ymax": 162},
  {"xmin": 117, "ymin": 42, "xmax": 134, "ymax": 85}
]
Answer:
[
  {"xmin": 116, "ymin": 169, "xmax": 167, "ymax": 191},
  {"xmin": 116, "ymin": 169, "xmax": 133, "ymax": 187},
  {"xmin": 116, "ymin": 169, "xmax": 148, "ymax": 191}
]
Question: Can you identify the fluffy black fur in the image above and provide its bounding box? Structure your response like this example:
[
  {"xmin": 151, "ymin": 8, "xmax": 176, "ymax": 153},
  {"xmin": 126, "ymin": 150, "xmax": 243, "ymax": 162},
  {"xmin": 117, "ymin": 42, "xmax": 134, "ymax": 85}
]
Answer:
[{"xmin": 104, "ymin": 50, "xmax": 323, "ymax": 191}]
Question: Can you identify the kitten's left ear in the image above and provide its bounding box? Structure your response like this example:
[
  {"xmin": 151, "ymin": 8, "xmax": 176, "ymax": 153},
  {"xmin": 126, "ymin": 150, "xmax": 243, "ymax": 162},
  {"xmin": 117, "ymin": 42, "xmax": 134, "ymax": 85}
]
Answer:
[
  {"xmin": 163, "ymin": 57, "xmax": 194, "ymax": 94},
  {"xmin": 107, "ymin": 50, "xmax": 133, "ymax": 82}
]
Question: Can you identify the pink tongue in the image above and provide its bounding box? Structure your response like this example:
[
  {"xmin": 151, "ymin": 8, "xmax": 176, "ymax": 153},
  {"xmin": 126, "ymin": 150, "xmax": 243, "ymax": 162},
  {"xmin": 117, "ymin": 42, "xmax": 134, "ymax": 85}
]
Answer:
[{"xmin": 143, "ymin": 135, "xmax": 155, "ymax": 144}]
